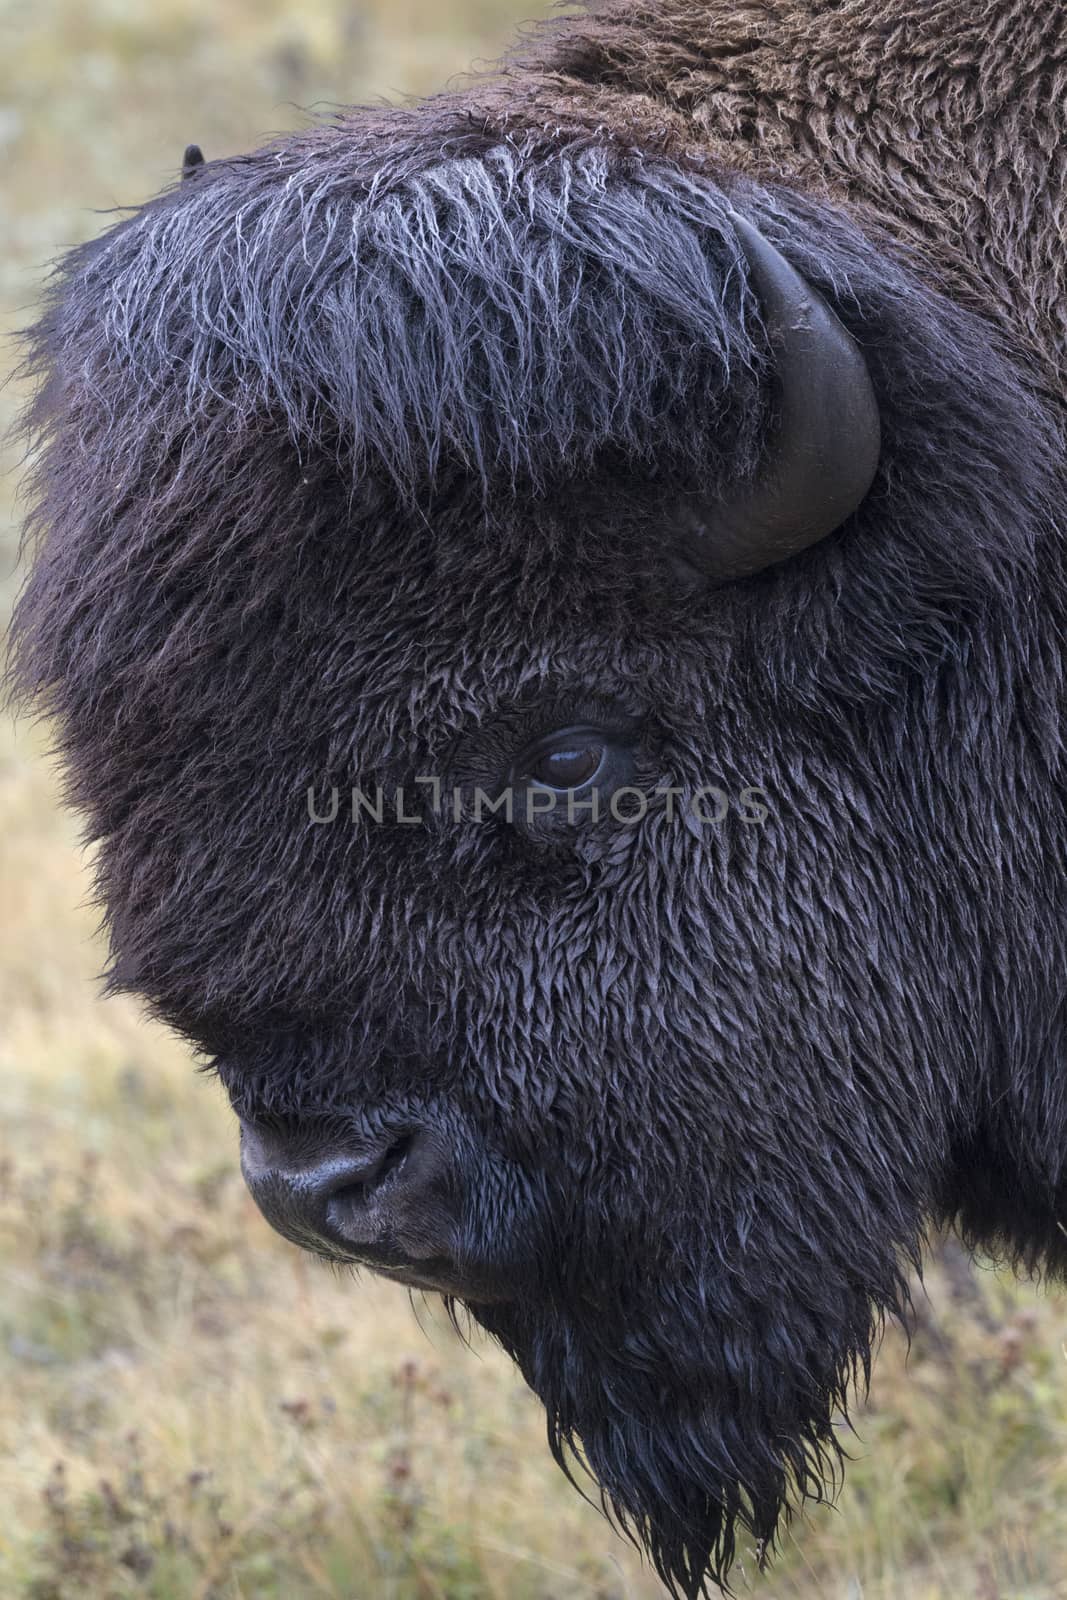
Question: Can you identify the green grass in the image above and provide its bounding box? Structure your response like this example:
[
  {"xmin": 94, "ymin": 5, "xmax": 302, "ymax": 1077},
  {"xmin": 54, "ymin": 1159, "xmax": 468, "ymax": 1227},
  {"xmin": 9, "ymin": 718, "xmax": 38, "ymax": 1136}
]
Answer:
[{"xmin": 4, "ymin": 3, "xmax": 1067, "ymax": 1596}]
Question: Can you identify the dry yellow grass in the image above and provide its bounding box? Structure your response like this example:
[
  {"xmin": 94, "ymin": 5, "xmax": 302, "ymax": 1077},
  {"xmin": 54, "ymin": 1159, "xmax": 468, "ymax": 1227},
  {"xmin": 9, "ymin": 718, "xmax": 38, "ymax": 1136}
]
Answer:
[{"xmin": 4, "ymin": 4, "xmax": 1067, "ymax": 1597}]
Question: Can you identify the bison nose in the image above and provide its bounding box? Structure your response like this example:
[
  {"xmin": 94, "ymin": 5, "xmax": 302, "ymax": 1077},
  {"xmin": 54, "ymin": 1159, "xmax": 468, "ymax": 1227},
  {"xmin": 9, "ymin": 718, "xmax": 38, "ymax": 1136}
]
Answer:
[{"xmin": 239, "ymin": 1121, "xmax": 458, "ymax": 1272}]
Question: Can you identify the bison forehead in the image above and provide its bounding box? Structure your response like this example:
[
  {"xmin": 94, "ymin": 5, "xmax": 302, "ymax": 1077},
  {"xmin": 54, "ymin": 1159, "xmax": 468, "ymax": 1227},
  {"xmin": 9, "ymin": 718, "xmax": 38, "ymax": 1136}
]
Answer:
[{"xmin": 68, "ymin": 139, "xmax": 767, "ymax": 504}]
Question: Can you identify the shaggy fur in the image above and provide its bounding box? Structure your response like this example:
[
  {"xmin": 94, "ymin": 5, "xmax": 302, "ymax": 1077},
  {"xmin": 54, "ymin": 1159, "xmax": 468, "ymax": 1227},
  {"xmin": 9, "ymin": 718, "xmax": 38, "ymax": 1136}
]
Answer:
[{"xmin": 10, "ymin": 3, "xmax": 1067, "ymax": 1595}]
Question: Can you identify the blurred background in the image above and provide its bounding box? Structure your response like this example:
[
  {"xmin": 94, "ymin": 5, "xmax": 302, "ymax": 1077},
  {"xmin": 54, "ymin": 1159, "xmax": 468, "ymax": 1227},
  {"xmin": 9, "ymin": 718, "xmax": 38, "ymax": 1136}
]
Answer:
[{"xmin": 2, "ymin": 3, "xmax": 1066, "ymax": 1597}]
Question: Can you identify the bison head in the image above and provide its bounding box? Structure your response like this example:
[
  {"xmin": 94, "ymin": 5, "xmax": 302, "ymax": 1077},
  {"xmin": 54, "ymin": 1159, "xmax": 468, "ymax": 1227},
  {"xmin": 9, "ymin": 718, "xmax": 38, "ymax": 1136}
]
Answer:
[{"xmin": 10, "ymin": 104, "xmax": 1064, "ymax": 1596}]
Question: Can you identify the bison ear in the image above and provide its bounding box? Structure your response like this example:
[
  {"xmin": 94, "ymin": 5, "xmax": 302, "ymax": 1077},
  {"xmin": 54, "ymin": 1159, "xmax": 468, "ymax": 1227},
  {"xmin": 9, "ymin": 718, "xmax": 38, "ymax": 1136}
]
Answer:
[{"xmin": 675, "ymin": 213, "xmax": 881, "ymax": 582}]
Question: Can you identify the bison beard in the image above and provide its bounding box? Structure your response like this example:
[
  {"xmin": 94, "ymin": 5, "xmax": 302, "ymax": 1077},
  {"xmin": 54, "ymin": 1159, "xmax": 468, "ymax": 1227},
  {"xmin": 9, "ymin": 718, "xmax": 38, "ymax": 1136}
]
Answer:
[{"xmin": 8, "ymin": 9, "xmax": 1067, "ymax": 1599}]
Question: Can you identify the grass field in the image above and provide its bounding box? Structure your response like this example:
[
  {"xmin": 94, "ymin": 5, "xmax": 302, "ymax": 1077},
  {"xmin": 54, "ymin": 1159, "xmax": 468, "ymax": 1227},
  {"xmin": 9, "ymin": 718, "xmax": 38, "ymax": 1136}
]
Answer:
[{"xmin": 3, "ymin": 3, "xmax": 1067, "ymax": 1596}]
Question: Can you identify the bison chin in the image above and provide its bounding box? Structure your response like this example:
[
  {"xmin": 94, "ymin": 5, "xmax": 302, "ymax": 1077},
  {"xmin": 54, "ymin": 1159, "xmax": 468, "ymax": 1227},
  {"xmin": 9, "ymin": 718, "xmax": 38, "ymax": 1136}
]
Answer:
[{"xmin": 469, "ymin": 1232, "xmax": 910, "ymax": 1599}]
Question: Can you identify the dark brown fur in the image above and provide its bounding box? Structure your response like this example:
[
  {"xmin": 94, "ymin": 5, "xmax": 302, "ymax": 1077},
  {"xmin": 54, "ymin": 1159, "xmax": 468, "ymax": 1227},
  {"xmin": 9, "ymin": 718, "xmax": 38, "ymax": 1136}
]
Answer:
[{"xmin": 499, "ymin": 1, "xmax": 1067, "ymax": 401}]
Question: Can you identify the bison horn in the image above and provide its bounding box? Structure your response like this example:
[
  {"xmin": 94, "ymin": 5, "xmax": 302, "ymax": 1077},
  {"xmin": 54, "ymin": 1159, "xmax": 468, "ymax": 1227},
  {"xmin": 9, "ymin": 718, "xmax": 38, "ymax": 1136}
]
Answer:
[
  {"xmin": 182, "ymin": 144, "xmax": 205, "ymax": 181},
  {"xmin": 677, "ymin": 212, "xmax": 881, "ymax": 581}
]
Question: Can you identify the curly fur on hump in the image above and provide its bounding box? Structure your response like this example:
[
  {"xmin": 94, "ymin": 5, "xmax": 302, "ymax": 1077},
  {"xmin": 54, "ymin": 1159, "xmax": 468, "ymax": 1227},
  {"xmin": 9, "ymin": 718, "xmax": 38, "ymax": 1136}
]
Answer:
[
  {"xmin": 506, "ymin": 0, "xmax": 1067, "ymax": 405},
  {"xmin": 8, "ymin": 4, "xmax": 1067, "ymax": 1597}
]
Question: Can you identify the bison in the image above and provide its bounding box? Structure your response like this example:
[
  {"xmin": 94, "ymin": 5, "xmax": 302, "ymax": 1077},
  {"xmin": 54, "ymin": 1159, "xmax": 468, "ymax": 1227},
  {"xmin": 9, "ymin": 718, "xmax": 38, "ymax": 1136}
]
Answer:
[{"xmin": 9, "ymin": 1, "xmax": 1066, "ymax": 1593}]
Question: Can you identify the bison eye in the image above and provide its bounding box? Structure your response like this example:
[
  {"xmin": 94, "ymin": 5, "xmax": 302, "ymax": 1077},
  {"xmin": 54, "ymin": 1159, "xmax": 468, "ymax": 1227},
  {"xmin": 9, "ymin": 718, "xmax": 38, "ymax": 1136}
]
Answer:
[
  {"xmin": 523, "ymin": 733, "xmax": 607, "ymax": 792},
  {"xmin": 502, "ymin": 718, "xmax": 640, "ymax": 832}
]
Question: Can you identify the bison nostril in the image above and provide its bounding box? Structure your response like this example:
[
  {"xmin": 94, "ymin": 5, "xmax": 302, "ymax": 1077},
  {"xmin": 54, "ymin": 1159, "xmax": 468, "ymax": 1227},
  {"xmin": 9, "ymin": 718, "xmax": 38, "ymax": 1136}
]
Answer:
[
  {"xmin": 240, "ymin": 1121, "xmax": 456, "ymax": 1267},
  {"xmin": 325, "ymin": 1132, "xmax": 415, "ymax": 1214}
]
